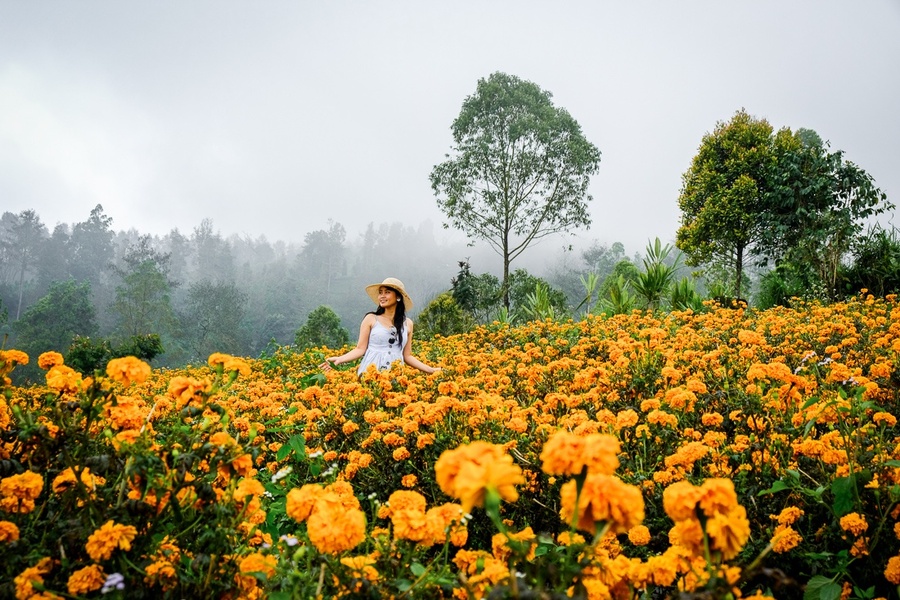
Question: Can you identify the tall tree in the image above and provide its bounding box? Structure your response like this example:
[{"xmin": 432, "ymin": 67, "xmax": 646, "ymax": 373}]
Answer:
[
  {"xmin": 111, "ymin": 235, "xmax": 177, "ymax": 339},
  {"xmin": 431, "ymin": 72, "xmax": 602, "ymax": 308},
  {"xmin": 677, "ymin": 110, "xmax": 891, "ymax": 301},
  {"xmin": 182, "ymin": 279, "xmax": 248, "ymax": 360},
  {"xmin": 297, "ymin": 221, "xmax": 346, "ymax": 308},
  {"xmin": 14, "ymin": 280, "xmax": 97, "ymax": 357},
  {"xmin": 0, "ymin": 210, "xmax": 48, "ymax": 320},
  {"xmin": 69, "ymin": 204, "xmax": 115, "ymax": 289},
  {"xmin": 676, "ymin": 110, "xmax": 778, "ymax": 300}
]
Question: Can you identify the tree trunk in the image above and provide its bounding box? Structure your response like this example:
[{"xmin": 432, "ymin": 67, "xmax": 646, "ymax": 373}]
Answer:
[
  {"xmin": 734, "ymin": 244, "xmax": 744, "ymax": 301},
  {"xmin": 502, "ymin": 238, "xmax": 511, "ymax": 310}
]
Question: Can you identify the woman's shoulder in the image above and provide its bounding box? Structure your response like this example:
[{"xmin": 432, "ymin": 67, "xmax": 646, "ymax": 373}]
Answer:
[{"xmin": 362, "ymin": 313, "xmax": 377, "ymax": 325}]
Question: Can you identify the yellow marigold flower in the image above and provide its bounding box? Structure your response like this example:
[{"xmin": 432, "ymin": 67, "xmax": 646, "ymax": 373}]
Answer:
[
  {"xmin": 393, "ymin": 447, "xmax": 411, "ymax": 461},
  {"xmin": 0, "ymin": 349, "xmax": 29, "ymax": 366},
  {"xmin": 662, "ymin": 480, "xmax": 702, "ymax": 522},
  {"xmin": 540, "ymin": 431, "xmax": 620, "ymax": 476},
  {"xmin": 705, "ymin": 505, "xmax": 750, "ymax": 560},
  {"xmin": 46, "ymin": 364, "xmax": 83, "ymax": 393},
  {"xmin": 340, "ymin": 555, "xmax": 379, "ymax": 582},
  {"xmin": 616, "ymin": 409, "xmax": 639, "ymax": 429},
  {"xmin": 434, "ymin": 441, "xmax": 524, "ymax": 513},
  {"xmin": 67, "ymin": 564, "xmax": 106, "ymax": 595},
  {"xmin": 0, "ymin": 470, "xmax": 43, "ymax": 514},
  {"xmin": 38, "ymin": 351, "xmax": 64, "ymax": 370},
  {"xmin": 697, "ymin": 478, "xmax": 739, "ymax": 518},
  {"xmin": 701, "ymin": 412, "xmax": 724, "ymax": 427},
  {"xmin": 839, "ymin": 512, "xmax": 868, "ymax": 536},
  {"xmin": 559, "ymin": 473, "xmax": 645, "ymax": 535},
  {"xmin": 401, "ymin": 474, "xmax": 418, "ymax": 488},
  {"xmin": 14, "ymin": 557, "xmax": 53, "ymax": 599},
  {"xmin": 628, "ymin": 524, "xmax": 651, "ymax": 546},
  {"xmin": 0, "ymin": 520, "xmax": 20, "ymax": 542},
  {"xmin": 885, "ymin": 555, "xmax": 900, "ymax": 584},
  {"xmin": 52, "ymin": 467, "xmax": 105, "ymax": 495},
  {"xmin": 874, "ymin": 412, "xmax": 897, "ymax": 427},
  {"xmin": 106, "ymin": 356, "xmax": 151, "ymax": 387},
  {"xmin": 208, "ymin": 353, "xmax": 251, "ymax": 376},
  {"xmin": 774, "ymin": 506, "xmax": 804, "ymax": 526},
  {"xmin": 669, "ymin": 518, "xmax": 704, "ymax": 555},
  {"xmin": 492, "ymin": 526, "xmax": 536, "ymax": 562},
  {"xmin": 85, "ymin": 520, "xmax": 138, "ymax": 561}
]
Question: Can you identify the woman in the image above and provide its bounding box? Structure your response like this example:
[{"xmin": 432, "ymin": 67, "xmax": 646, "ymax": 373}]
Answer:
[{"xmin": 321, "ymin": 277, "xmax": 441, "ymax": 375}]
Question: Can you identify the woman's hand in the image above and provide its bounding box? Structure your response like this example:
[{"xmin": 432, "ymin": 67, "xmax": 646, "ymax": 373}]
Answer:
[{"xmin": 320, "ymin": 357, "xmax": 339, "ymax": 371}]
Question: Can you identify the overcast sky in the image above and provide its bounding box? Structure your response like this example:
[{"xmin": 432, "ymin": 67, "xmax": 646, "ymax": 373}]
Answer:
[{"xmin": 1, "ymin": 1, "xmax": 898, "ymax": 256}]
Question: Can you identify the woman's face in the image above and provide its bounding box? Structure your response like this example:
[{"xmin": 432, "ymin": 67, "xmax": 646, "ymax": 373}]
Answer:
[{"xmin": 377, "ymin": 286, "xmax": 399, "ymax": 308}]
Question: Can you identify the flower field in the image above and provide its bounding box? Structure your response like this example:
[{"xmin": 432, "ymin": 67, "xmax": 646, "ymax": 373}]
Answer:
[{"xmin": 3, "ymin": 294, "xmax": 900, "ymax": 599}]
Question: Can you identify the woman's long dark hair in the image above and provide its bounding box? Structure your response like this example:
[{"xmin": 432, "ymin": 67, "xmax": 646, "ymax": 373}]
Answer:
[{"xmin": 369, "ymin": 287, "xmax": 406, "ymax": 342}]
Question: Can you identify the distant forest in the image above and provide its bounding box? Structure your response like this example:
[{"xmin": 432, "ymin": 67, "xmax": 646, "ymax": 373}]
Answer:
[{"xmin": 0, "ymin": 204, "xmax": 636, "ymax": 379}]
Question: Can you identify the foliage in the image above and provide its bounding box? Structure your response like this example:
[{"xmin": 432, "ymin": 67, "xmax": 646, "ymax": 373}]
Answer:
[
  {"xmin": 111, "ymin": 235, "xmax": 177, "ymax": 340},
  {"xmin": 631, "ymin": 238, "xmax": 681, "ymax": 310},
  {"xmin": 12, "ymin": 279, "xmax": 97, "ymax": 381},
  {"xmin": 294, "ymin": 305, "xmax": 351, "ymax": 351},
  {"xmin": 182, "ymin": 279, "xmax": 248, "ymax": 360},
  {"xmin": 677, "ymin": 110, "xmax": 891, "ymax": 302},
  {"xmin": 416, "ymin": 292, "xmax": 475, "ymax": 339},
  {"xmin": 676, "ymin": 110, "xmax": 780, "ymax": 299},
  {"xmin": 113, "ymin": 334, "xmax": 165, "ymax": 362},
  {"xmin": 841, "ymin": 225, "xmax": 900, "ymax": 298},
  {"xmin": 450, "ymin": 261, "xmax": 501, "ymax": 323},
  {"xmin": 4, "ymin": 295, "xmax": 900, "ymax": 596},
  {"xmin": 431, "ymin": 72, "xmax": 601, "ymax": 308},
  {"xmin": 66, "ymin": 335, "xmax": 114, "ymax": 375}
]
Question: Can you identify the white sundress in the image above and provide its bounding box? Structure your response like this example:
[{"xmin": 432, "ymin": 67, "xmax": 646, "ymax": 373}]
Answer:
[{"xmin": 357, "ymin": 319, "xmax": 405, "ymax": 375}]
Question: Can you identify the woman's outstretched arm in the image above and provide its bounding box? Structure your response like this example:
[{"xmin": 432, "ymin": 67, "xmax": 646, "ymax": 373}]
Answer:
[
  {"xmin": 401, "ymin": 319, "xmax": 442, "ymax": 375},
  {"xmin": 321, "ymin": 314, "xmax": 374, "ymax": 370}
]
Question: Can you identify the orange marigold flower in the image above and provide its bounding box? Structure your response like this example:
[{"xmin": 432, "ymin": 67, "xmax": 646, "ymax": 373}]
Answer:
[
  {"xmin": 885, "ymin": 555, "xmax": 900, "ymax": 584},
  {"xmin": 46, "ymin": 364, "xmax": 84, "ymax": 393},
  {"xmin": 238, "ymin": 552, "xmax": 277, "ymax": 578},
  {"xmin": 286, "ymin": 484, "xmax": 324, "ymax": 522},
  {"xmin": 0, "ymin": 520, "xmax": 20, "ymax": 542},
  {"xmin": 774, "ymin": 506, "xmax": 804, "ymax": 526},
  {"xmin": 705, "ymin": 505, "xmax": 750, "ymax": 560},
  {"xmin": 697, "ymin": 478, "xmax": 739, "ymax": 518},
  {"xmin": 14, "ymin": 557, "xmax": 53, "ymax": 599},
  {"xmin": 873, "ymin": 412, "xmax": 897, "ymax": 427},
  {"xmin": 306, "ymin": 493, "xmax": 367, "ymax": 554},
  {"xmin": 628, "ymin": 524, "xmax": 651, "ymax": 546},
  {"xmin": 662, "ymin": 480, "xmax": 702, "ymax": 522},
  {"xmin": 106, "ymin": 356, "xmax": 152, "ymax": 387},
  {"xmin": 52, "ymin": 467, "xmax": 106, "ymax": 495},
  {"xmin": 167, "ymin": 376, "xmax": 212, "ymax": 405},
  {"xmin": 401, "ymin": 474, "xmax": 418, "ymax": 488},
  {"xmin": 38, "ymin": 351, "xmax": 64, "ymax": 370},
  {"xmin": 559, "ymin": 473, "xmax": 645, "ymax": 535},
  {"xmin": 67, "ymin": 564, "xmax": 106, "ymax": 595},
  {"xmin": 391, "ymin": 506, "xmax": 431, "ymax": 543},
  {"xmin": 0, "ymin": 470, "xmax": 43, "ymax": 514},
  {"xmin": 393, "ymin": 447, "xmax": 411, "ymax": 461},
  {"xmin": 85, "ymin": 520, "xmax": 138, "ymax": 561},
  {"xmin": 492, "ymin": 526, "xmax": 536, "ymax": 562},
  {"xmin": 383, "ymin": 490, "xmax": 427, "ymax": 519},
  {"xmin": 426, "ymin": 503, "xmax": 467, "ymax": 547},
  {"xmin": 0, "ymin": 349, "xmax": 29, "ymax": 366},
  {"xmin": 208, "ymin": 353, "xmax": 251, "ymax": 376},
  {"xmin": 435, "ymin": 441, "xmax": 524, "ymax": 513},
  {"xmin": 839, "ymin": 512, "xmax": 868, "ymax": 536},
  {"xmin": 540, "ymin": 431, "xmax": 620, "ymax": 476}
]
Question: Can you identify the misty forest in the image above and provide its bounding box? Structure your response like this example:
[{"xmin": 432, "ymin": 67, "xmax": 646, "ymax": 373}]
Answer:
[{"xmin": 1, "ymin": 75, "xmax": 897, "ymax": 386}]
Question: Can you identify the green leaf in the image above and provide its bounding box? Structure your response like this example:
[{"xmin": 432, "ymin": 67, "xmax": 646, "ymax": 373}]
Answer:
[
  {"xmin": 276, "ymin": 443, "xmax": 292, "ymax": 461},
  {"xmin": 288, "ymin": 434, "xmax": 307, "ymax": 459},
  {"xmin": 758, "ymin": 480, "xmax": 790, "ymax": 496},
  {"xmin": 831, "ymin": 475, "xmax": 856, "ymax": 516},
  {"xmin": 410, "ymin": 562, "xmax": 426, "ymax": 577},
  {"xmin": 804, "ymin": 576, "xmax": 838, "ymax": 600}
]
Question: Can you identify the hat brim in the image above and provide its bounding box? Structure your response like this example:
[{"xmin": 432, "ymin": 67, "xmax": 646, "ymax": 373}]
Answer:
[{"xmin": 365, "ymin": 283, "xmax": 413, "ymax": 310}]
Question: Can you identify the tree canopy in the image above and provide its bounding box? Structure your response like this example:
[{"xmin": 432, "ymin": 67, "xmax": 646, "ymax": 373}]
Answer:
[
  {"xmin": 676, "ymin": 109, "xmax": 891, "ymax": 300},
  {"xmin": 431, "ymin": 72, "xmax": 601, "ymax": 308}
]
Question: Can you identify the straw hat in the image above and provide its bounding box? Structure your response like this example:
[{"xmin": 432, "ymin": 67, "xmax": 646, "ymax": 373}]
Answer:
[{"xmin": 365, "ymin": 277, "xmax": 413, "ymax": 310}]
